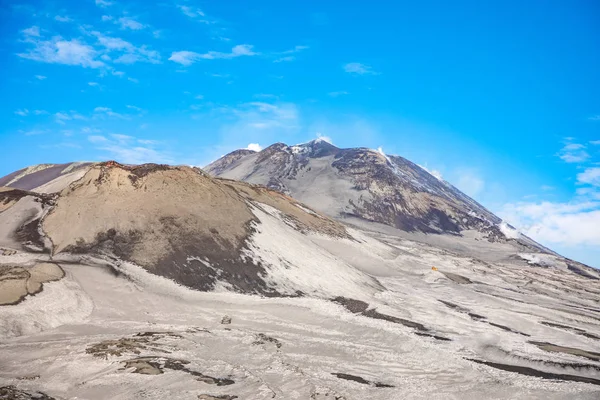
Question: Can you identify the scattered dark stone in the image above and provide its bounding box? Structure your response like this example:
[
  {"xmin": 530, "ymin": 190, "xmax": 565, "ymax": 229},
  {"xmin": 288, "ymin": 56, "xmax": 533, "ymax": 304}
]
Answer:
[
  {"xmin": 253, "ymin": 333, "xmax": 282, "ymax": 348},
  {"xmin": 540, "ymin": 321, "xmax": 600, "ymax": 340},
  {"xmin": 490, "ymin": 346, "xmax": 600, "ymax": 372},
  {"xmin": 487, "ymin": 322, "xmax": 530, "ymax": 337},
  {"xmin": 332, "ymin": 297, "xmax": 369, "ymax": 313},
  {"xmin": 414, "ymin": 332, "xmax": 452, "ymax": 341},
  {"xmin": 468, "ymin": 312, "xmax": 486, "ymax": 321},
  {"xmin": 466, "ymin": 358, "xmax": 600, "ymax": 386},
  {"xmin": 122, "ymin": 356, "xmax": 235, "ymax": 385},
  {"xmin": 567, "ymin": 264, "xmax": 599, "ymax": 280},
  {"xmin": 221, "ymin": 315, "xmax": 232, "ymax": 325},
  {"xmin": 198, "ymin": 395, "xmax": 238, "ymax": 400},
  {"xmin": 0, "ymin": 385, "xmax": 55, "ymax": 400},
  {"xmin": 440, "ymin": 272, "xmax": 472, "ymax": 284},
  {"xmin": 528, "ymin": 341, "xmax": 600, "ymax": 362},
  {"xmin": 362, "ymin": 309, "xmax": 427, "ymax": 331},
  {"xmin": 331, "ymin": 373, "xmax": 394, "ymax": 388},
  {"xmin": 135, "ymin": 331, "xmax": 182, "ymax": 338},
  {"xmin": 333, "ymin": 297, "xmax": 451, "ymax": 341},
  {"xmin": 438, "ymin": 299, "xmax": 486, "ymax": 320}
]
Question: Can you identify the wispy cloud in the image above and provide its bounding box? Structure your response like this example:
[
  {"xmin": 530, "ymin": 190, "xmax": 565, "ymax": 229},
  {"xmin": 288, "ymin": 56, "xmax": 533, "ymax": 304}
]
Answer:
[
  {"xmin": 18, "ymin": 25, "xmax": 160, "ymax": 69},
  {"xmin": 126, "ymin": 104, "xmax": 144, "ymax": 113},
  {"xmin": 577, "ymin": 167, "xmax": 600, "ymax": 187},
  {"xmin": 55, "ymin": 111, "xmax": 86, "ymax": 124},
  {"xmin": 557, "ymin": 142, "xmax": 590, "ymax": 163},
  {"xmin": 95, "ymin": 0, "xmax": 114, "ymax": 7},
  {"xmin": 588, "ymin": 115, "xmax": 600, "ymax": 121},
  {"xmin": 94, "ymin": 106, "xmax": 129, "ymax": 119},
  {"xmin": 501, "ymin": 141, "xmax": 600, "ymax": 260},
  {"xmin": 18, "ymin": 30, "xmax": 105, "ymax": 68},
  {"xmin": 328, "ymin": 91, "xmax": 349, "ymax": 97},
  {"xmin": 88, "ymin": 81, "xmax": 100, "ymax": 87},
  {"xmin": 54, "ymin": 15, "xmax": 72, "ymax": 23},
  {"xmin": 177, "ymin": 5, "xmax": 205, "ymax": 18},
  {"xmin": 34, "ymin": 75, "xmax": 46, "ymax": 80},
  {"xmin": 169, "ymin": 44, "xmax": 256, "ymax": 65},
  {"xmin": 22, "ymin": 26, "xmax": 40, "ymax": 37},
  {"xmin": 273, "ymin": 45, "xmax": 308, "ymax": 62},
  {"xmin": 116, "ymin": 17, "xmax": 146, "ymax": 30},
  {"xmin": 590, "ymin": 140, "xmax": 600, "ymax": 146},
  {"xmin": 91, "ymin": 31, "xmax": 160, "ymax": 64},
  {"xmin": 343, "ymin": 62, "xmax": 379, "ymax": 75},
  {"xmin": 88, "ymin": 133, "xmax": 172, "ymax": 164},
  {"xmin": 14, "ymin": 109, "xmax": 29, "ymax": 116},
  {"xmin": 274, "ymin": 56, "xmax": 295, "ymax": 63}
]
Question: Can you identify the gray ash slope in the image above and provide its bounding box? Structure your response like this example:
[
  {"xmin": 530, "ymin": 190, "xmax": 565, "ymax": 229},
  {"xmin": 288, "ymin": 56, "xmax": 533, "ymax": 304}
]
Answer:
[{"xmin": 206, "ymin": 140, "xmax": 546, "ymax": 251}]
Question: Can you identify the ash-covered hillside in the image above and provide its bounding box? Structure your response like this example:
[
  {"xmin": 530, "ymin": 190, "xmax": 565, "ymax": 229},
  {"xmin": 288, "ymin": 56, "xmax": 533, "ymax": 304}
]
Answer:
[{"xmin": 206, "ymin": 140, "xmax": 548, "ymax": 252}]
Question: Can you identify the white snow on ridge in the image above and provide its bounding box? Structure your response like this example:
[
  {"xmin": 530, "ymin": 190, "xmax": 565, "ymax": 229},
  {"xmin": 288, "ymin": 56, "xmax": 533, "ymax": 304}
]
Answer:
[
  {"xmin": 499, "ymin": 221, "xmax": 521, "ymax": 239},
  {"xmin": 518, "ymin": 253, "xmax": 568, "ymax": 269}
]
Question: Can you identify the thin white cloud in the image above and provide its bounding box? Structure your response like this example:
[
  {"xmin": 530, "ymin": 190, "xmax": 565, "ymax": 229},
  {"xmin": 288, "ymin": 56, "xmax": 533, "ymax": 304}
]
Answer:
[
  {"xmin": 558, "ymin": 142, "xmax": 590, "ymax": 163},
  {"xmin": 95, "ymin": 0, "xmax": 114, "ymax": 7},
  {"xmin": 418, "ymin": 164, "xmax": 444, "ymax": 181},
  {"xmin": 54, "ymin": 111, "xmax": 85, "ymax": 124},
  {"xmin": 33, "ymin": 109, "xmax": 48, "ymax": 115},
  {"xmin": 328, "ymin": 91, "xmax": 349, "ymax": 97},
  {"xmin": 18, "ymin": 33, "xmax": 105, "ymax": 68},
  {"xmin": 274, "ymin": 56, "xmax": 295, "ymax": 63},
  {"xmin": 590, "ymin": 140, "xmax": 600, "ymax": 145},
  {"xmin": 21, "ymin": 129, "xmax": 48, "ymax": 136},
  {"xmin": 343, "ymin": 62, "xmax": 379, "ymax": 75},
  {"xmin": 577, "ymin": 167, "xmax": 600, "ymax": 187},
  {"xmin": 117, "ymin": 17, "xmax": 146, "ymax": 30},
  {"xmin": 92, "ymin": 31, "xmax": 160, "ymax": 64},
  {"xmin": 88, "ymin": 81, "xmax": 99, "ymax": 86},
  {"xmin": 127, "ymin": 77, "xmax": 139, "ymax": 83},
  {"xmin": 272, "ymin": 45, "xmax": 308, "ymax": 62},
  {"xmin": 88, "ymin": 135, "xmax": 108, "ymax": 143},
  {"xmin": 54, "ymin": 15, "xmax": 72, "ymax": 22},
  {"xmin": 588, "ymin": 115, "xmax": 600, "ymax": 121},
  {"xmin": 94, "ymin": 106, "xmax": 129, "ymax": 119},
  {"xmin": 177, "ymin": 5, "xmax": 205, "ymax": 18},
  {"xmin": 14, "ymin": 109, "xmax": 29, "ymax": 116},
  {"xmin": 22, "ymin": 26, "xmax": 40, "ymax": 37},
  {"xmin": 316, "ymin": 133, "xmax": 333, "ymax": 144},
  {"xmin": 246, "ymin": 143, "xmax": 262, "ymax": 152},
  {"xmin": 168, "ymin": 51, "xmax": 198, "ymax": 66},
  {"xmin": 88, "ymin": 133, "xmax": 172, "ymax": 164},
  {"xmin": 169, "ymin": 45, "xmax": 257, "ymax": 65},
  {"xmin": 501, "ymin": 200, "xmax": 600, "ymax": 248},
  {"xmin": 126, "ymin": 104, "xmax": 143, "ymax": 112},
  {"xmin": 34, "ymin": 75, "xmax": 46, "ymax": 80}
]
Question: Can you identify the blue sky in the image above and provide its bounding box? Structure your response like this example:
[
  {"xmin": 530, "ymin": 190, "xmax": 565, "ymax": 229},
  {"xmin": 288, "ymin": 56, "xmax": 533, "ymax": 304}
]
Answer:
[{"xmin": 1, "ymin": 0, "xmax": 600, "ymax": 267}]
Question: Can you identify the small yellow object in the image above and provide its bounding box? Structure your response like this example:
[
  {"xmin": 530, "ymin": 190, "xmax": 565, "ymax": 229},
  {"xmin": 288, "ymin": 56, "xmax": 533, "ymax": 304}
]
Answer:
[{"xmin": 431, "ymin": 266, "xmax": 438, "ymax": 271}]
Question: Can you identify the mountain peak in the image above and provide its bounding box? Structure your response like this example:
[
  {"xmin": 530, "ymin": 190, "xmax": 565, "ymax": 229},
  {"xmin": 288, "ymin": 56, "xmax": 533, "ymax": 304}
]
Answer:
[{"xmin": 205, "ymin": 141, "xmax": 550, "ymax": 253}]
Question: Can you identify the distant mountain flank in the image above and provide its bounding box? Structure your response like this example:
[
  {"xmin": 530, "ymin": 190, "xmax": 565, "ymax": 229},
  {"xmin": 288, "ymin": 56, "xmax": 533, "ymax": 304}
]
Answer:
[{"xmin": 206, "ymin": 140, "xmax": 542, "ymax": 249}]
